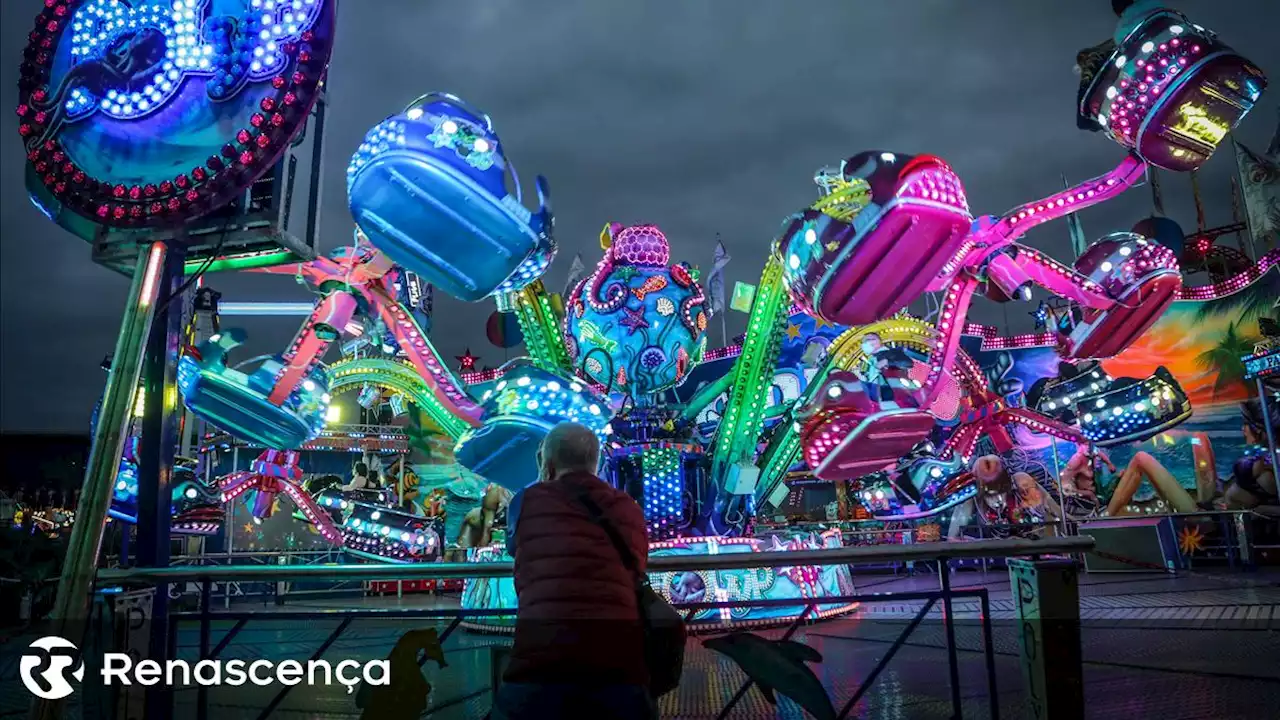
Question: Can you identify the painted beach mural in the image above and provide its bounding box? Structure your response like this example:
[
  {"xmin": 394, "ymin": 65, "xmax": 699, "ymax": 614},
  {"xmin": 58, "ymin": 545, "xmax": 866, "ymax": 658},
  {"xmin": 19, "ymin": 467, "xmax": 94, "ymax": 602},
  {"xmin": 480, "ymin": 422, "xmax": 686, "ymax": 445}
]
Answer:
[{"xmin": 973, "ymin": 266, "xmax": 1278, "ymax": 511}]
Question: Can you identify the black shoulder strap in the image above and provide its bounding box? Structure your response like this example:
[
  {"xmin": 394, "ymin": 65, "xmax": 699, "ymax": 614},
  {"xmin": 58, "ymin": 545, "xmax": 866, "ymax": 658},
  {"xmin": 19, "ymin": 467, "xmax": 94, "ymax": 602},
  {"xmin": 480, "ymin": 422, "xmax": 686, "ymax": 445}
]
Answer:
[{"xmin": 568, "ymin": 487, "xmax": 641, "ymax": 574}]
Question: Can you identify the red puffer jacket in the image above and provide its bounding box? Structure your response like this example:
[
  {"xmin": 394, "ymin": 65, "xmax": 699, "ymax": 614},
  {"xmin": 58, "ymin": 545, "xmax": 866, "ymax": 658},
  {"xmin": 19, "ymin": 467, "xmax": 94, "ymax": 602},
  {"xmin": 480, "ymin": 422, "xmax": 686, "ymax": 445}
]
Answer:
[{"xmin": 503, "ymin": 472, "xmax": 650, "ymax": 686}]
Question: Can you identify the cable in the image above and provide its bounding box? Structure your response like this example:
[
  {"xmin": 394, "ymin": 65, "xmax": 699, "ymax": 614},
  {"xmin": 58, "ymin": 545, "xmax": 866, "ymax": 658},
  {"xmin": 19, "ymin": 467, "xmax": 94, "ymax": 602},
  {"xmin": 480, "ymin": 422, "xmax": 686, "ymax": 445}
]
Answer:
[{"xmin": 157, "ymin": 219, "xmax": 234, "ymax": 314}]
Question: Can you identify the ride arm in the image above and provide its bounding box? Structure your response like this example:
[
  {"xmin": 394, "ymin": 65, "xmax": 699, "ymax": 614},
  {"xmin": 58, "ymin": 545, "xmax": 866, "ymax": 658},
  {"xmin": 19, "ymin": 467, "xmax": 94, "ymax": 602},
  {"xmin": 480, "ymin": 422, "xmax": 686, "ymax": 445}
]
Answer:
[
  {"xmin": 1003, "ymin": 408, "xmax": 1089, "ymax": 445},
  {"xmin": 679, "ymin": 372, "xmax": 735, "ymax": 423},
  {"xmin": 267, "ymin": 290, "xmax": 360, "ymax": 405},
  {"xmin": 992, "ymin": 154, "xmax": 1148, "ymax": 244},
  {"xmin": 990, "ymin": 249, "xmax": 1114, "ymax": 310},
  {"xmin": 505, "ymin": 279, "xmax": 573, "ymax": 373},
  {"xmin": 368, "ymin": 285, "xmax": 484, "ymax": 427},
  {"xmin": 708, "ymin": 254, "xmax": 791, "ymax": 483},
  {"xmin": 921, "ymin": 277, "xmax": 978, "ymax": 406},
  {"xmin": 926, "ymin": 155, "xmax": 1148, "ymax": 295}
]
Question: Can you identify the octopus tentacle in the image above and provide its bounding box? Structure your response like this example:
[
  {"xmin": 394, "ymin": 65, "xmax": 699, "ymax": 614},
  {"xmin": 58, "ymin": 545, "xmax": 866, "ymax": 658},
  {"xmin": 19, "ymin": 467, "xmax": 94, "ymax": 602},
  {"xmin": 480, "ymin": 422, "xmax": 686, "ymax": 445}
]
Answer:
[
  {"xmin": 679, "ymin": 282, "xmax": 706, "ymax": 335},
  {"xmin": 587, "ymin": 259, "xmax": 628, "ymax": 313}
]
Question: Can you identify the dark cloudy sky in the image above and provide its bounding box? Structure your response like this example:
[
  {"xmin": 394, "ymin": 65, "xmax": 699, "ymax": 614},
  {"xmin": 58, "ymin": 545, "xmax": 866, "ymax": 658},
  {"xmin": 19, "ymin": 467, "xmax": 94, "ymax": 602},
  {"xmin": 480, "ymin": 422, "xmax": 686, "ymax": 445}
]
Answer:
[{"xmin": 1, "ymin": 1, "xmax": 1277, "ymax": 433}]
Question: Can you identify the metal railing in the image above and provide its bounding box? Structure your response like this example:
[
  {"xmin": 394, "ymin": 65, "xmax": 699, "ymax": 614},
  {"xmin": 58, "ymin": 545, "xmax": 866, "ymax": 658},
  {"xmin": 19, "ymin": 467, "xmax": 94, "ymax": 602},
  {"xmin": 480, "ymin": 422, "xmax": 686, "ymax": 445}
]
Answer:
[
  {"xmin": 96, "ymin": 537, "xmax": 1090, "ymax": 584},
  {"xmin": 76, "ymin": 537, "xmax": 1095, "ymax": 720}
]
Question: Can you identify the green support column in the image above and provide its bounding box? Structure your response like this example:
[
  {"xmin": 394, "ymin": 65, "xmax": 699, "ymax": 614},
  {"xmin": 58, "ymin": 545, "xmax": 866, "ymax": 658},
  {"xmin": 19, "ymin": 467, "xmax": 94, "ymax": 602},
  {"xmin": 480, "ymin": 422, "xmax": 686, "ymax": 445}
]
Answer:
[{"xmin": 32, "ymin": 242, "xmax": 168, "ymax": 720}]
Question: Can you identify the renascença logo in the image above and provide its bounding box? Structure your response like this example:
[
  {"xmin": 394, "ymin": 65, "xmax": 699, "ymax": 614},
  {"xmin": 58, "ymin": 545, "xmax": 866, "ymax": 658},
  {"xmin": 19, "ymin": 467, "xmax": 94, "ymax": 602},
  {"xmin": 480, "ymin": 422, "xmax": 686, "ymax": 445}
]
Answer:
[
  {"xmin": 19, "ymin": 635, "xmax": 390, "ymax": 697},
  {"xmin": 20, "ymin": 636, "xmax": 85, "ymax": 700}
]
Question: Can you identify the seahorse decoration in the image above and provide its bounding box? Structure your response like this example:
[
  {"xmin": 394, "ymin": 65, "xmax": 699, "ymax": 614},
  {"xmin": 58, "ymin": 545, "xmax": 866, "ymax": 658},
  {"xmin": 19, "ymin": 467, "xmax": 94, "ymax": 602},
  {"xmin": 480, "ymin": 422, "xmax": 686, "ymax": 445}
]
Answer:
[{"xmin": 29, "ymin": 0, "xmax": 324, "ymax": 148}]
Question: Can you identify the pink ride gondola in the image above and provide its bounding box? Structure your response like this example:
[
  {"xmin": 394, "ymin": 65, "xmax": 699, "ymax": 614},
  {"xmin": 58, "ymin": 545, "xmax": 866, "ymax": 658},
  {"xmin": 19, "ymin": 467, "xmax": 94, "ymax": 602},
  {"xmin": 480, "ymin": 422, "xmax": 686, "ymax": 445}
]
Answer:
[
  {"xmin": 1059, "ymin": 233, "xmax": 1182, "ymax": 359},
  {"xmin": 799, "ymin": 371, "xmax": 935, "ymax": 481},
  {"xmin": 778, "ymin": 152, "xmax": 973, "ymax": 326}
]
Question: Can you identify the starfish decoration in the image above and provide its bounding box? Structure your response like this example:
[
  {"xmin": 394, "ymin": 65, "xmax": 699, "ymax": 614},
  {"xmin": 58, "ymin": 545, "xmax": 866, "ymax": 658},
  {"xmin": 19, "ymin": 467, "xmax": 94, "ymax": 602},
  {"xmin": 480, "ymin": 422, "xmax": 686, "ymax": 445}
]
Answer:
[
  {"xmin": 619, "ymin": 306, "xmax": 650, "ymax": 334},
  {"xmin": 1178, "ymin": 523, "xmax": 1205, "ymax": 555},
  {"xmin": 456, "ymin": 348, "xmax": 479, "ymax": 371}
]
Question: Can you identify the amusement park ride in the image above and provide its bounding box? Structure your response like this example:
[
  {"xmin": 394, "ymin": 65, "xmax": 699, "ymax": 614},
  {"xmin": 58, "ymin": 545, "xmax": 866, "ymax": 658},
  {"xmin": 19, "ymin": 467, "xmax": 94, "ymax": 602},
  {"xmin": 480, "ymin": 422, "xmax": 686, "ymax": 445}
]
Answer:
[{"xmin": 15, "ymin": 1, "xmax": 1278, "ymax": 644}]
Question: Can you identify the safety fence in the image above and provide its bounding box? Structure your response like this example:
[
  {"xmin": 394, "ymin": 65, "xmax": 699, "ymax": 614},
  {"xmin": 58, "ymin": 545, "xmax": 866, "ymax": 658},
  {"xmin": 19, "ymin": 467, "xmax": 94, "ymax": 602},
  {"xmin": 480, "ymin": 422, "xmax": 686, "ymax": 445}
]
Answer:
[{"xmin": 33, "ymin": 536, "xmax": 1096, "ymax": 720}]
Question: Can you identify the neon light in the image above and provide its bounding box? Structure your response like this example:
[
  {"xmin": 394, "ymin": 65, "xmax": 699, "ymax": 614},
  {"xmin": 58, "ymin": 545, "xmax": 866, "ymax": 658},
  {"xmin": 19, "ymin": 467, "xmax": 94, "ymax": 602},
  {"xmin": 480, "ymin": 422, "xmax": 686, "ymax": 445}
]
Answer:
[
  {"xmin": 1178, "ymin": 249, "xmax": 1279, "ymax": 301},
  {"xmin": 1171, "ymin": 103, "xmax": 1230, "ymax": 147},
  {"xmin": 183, "ymin": 251, "xmax": 300, "ymax": 275},
  {"xmin": 138, "ymin": 244, "xmax": 165, "ymax": 307},
  {"xmin": 62, "ymin": 0, "xmax": 323, "ymax": 123},
  {"xmin": 218, "ymin": 302, "xmax": 318, "ymax": 316}
]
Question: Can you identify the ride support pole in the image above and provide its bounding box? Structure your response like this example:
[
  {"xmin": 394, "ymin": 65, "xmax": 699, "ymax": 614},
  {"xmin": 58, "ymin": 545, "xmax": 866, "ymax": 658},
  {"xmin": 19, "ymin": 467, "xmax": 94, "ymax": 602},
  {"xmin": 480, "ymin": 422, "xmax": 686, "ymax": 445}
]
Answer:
[
  {"xmin": 33, "ymin": 242, "xmax": 170, "ymax": 720},
  {"xmin": 1256, "ymin": 378, "xmax": 1278, "ymax": 468},
  {"xmin": 136, "ymin": 242, "xmax": 187, "ymax": 718}
]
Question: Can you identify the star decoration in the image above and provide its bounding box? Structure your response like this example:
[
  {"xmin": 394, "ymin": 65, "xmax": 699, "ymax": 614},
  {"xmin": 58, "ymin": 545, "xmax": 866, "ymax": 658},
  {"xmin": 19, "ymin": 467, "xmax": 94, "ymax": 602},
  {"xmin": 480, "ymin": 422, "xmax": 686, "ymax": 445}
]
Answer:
[
  {"xmin": 456, "ymin": 348, "xmax": 479, "ymax": 371},
  {"xmin": 242, "ymin": 522, "xmax": 255, "ymax": 534},
  {"xmin": 619, "ymin": 306, "xmax": 650, "ymax": 334},
  {"xmin": 785, "ymin": 324, "xmax": 802, "ymax": 340},
  {"xmin": 812, "ymin": 317, "xmax": 834, "ymax": 332}
]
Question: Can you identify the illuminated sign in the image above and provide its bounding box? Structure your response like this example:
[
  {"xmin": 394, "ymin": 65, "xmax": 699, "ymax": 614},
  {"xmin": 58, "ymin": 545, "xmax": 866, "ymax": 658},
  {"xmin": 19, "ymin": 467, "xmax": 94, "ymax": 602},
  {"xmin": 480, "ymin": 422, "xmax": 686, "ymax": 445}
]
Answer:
[
  {"xmin": 405, "ymin": 271, "xmax": 424, "ymax": 310},
  {"xmin": 1171, "ymin": 103, "xmax": 1229, "ymax": 148},
  {"xmin": 1243, "ymin": 349, "xmax": 1280, "ymax": 380}
]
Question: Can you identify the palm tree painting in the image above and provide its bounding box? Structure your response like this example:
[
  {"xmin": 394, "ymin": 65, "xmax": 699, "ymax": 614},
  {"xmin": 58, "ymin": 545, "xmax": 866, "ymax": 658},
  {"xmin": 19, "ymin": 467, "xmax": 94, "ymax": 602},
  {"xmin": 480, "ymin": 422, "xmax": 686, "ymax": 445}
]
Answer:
[{"xmin": 1194, "ymin": 320, "xmax": 1260, "ymax": 400}]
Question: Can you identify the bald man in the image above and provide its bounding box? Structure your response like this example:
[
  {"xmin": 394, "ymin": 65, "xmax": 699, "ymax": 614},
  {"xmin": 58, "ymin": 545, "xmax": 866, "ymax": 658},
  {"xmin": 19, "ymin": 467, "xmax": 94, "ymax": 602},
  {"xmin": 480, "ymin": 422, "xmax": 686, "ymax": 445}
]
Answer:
[{"xmin": 494, "ymin": 422, "xmax": 657, "ymax": 720}]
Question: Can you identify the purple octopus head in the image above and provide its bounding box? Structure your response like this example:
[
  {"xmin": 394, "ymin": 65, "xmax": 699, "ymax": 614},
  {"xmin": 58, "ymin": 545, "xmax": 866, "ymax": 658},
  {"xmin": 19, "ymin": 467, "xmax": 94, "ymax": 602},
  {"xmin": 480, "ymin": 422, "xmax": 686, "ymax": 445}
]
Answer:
[{"xmin": 609, "ymin": 224, "xmax": 671, "ymax": 267}]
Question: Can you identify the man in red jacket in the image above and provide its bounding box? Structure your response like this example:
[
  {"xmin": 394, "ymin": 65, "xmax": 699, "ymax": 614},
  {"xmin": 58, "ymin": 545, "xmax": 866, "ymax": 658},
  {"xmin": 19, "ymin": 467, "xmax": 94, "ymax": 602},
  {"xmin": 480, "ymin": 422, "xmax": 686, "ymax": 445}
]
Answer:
[{"xmin": 491, "ymin": 422, "xmax": 656, "ymax": 720}]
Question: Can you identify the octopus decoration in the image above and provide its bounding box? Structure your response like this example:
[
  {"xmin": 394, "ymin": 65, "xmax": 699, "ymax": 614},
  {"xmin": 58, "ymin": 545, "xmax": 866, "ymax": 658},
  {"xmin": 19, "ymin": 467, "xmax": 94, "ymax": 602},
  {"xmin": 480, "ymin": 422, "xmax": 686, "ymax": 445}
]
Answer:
[
  {"xmin": 348, "ymin": 92, "xmax": 555, "ymax": 302},
  {"xmin": 18, "ymin": 0, "xmax": 336, "ymax": 227},
  {"xmin": 218, "ymin": 449, "xmax": 341, "ymax": 544},
  {"xmin": 565, "ymin": 223, "xmax": 708, "ymax": 397}
]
